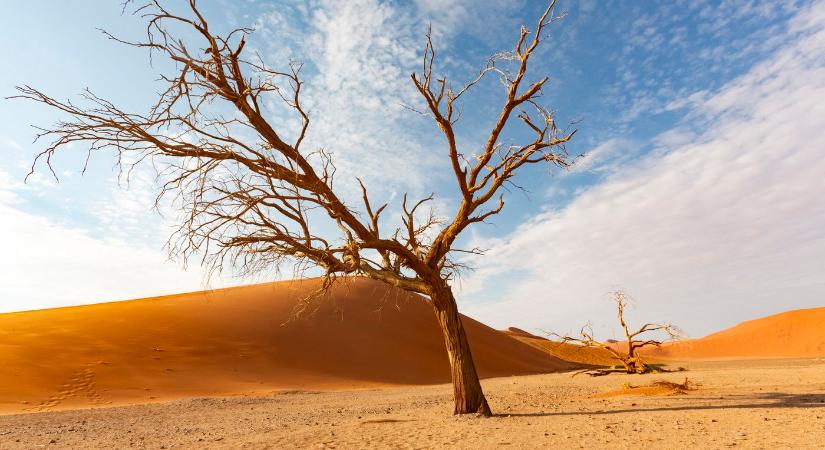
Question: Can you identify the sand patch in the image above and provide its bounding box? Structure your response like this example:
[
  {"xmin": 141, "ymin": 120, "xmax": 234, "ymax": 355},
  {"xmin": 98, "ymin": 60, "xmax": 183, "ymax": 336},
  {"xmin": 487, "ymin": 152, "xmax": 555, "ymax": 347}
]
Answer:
[{"xmin": 595, "ymin": 378, "xmax": 700, "ymax": 398}]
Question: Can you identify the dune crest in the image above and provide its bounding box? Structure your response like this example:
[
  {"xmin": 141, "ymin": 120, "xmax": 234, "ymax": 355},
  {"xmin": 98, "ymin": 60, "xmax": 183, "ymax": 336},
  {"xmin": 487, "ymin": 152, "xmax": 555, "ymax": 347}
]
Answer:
[
  {"xmin": 0, "ymin": 277, "xmax": 574, "ymax": 414},
  {"xmin": 650, "ymin": 307, "xmax": 825, "ymax": 359}
]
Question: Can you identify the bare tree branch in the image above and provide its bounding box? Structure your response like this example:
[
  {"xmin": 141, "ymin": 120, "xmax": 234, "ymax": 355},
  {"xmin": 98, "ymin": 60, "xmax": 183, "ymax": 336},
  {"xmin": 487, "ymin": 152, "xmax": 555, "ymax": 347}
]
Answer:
[
  {"xmin": 11, "ymin": 0, "xmax": 575, "ymax": 416},
  {"xmin": 553, "ymin": 290, "xmax": 683, "ymax": 374}
]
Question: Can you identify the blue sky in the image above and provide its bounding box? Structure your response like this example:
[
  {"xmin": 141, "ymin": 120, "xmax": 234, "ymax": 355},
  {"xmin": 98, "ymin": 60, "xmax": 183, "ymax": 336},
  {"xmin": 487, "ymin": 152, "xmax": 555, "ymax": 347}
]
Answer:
[{"xmin": 1, "ymin": 0, "xmax": 823, "ymax": 338}]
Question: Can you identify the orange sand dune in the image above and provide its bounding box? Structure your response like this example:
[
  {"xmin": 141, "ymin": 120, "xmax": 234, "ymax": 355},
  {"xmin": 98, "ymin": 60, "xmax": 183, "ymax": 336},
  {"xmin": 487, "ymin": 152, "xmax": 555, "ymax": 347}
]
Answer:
[
  {"xmin": 502, "ymin": 327, "xmax": 619, "ymax": 366},
  {"xmin": 0, "ymin": 277, "xmax": 575, "ymax": 414},
  {"xmin": 651, "ymin": 307, "xmax": 825, "ymax": 359}
]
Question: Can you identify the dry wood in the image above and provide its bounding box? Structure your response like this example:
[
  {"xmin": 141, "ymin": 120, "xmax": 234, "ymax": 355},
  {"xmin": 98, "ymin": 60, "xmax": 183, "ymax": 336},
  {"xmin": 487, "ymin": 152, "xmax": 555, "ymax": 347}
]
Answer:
[{"xmin": 555, "ymin": 291, "xmax": 682, "ymax": 375}]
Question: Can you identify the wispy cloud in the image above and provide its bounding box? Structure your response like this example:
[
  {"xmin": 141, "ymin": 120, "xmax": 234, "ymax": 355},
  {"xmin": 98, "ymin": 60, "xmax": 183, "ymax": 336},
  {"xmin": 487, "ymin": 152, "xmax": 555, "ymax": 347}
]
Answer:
[
  {"xmin": 569, "ymin": 138, "xmax": 639, "ymax": 175},
  {"xmin": 252, "ymin": 0, "xmax": 441, "ymax": 198},
  {"xmin": 600, "ymin": 0, "xmax": 805, "ymax": 130},
  {"xmin": 0, "ymin": 167, "xmax": 217, "ymax": 313},
  {"xmin": 250, "ymin": 0, "xmax": 533, "ymax": 198}
]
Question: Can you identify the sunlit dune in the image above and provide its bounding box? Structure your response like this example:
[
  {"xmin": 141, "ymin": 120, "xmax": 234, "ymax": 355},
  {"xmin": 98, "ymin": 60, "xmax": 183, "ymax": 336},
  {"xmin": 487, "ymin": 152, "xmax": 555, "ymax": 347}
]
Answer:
[
  {"xmin": 649, "ymin": 307, "xmax": 825, "ymax": 359},
  {"xmin": 0, "ymin": 277, "xmax": 576, "ymax": 414},
  {"xmin": 504, "ymin": 306, "xmax": 825, "ymax": 365}
]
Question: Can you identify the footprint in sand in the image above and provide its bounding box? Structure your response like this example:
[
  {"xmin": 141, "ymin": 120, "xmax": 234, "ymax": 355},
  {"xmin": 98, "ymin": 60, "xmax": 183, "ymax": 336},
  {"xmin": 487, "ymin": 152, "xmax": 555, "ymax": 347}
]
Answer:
[{"xmin": 33, "ymin": 362, "xmax": 111, "ymax": 411}]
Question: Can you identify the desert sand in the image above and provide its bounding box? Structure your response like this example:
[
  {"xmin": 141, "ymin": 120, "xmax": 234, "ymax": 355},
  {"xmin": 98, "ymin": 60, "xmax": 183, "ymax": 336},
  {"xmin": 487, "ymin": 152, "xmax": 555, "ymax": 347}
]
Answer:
[
  {"xmin": 1, "ymin": 359, "xmax": 824, "ymax": 449},
  {"xmin": 3, "ymin": 278, "xmax": 825, "ymax": 448},
  {"xmin": 0, "ymin": 278, "xmax": 575, "ymax": 414}
]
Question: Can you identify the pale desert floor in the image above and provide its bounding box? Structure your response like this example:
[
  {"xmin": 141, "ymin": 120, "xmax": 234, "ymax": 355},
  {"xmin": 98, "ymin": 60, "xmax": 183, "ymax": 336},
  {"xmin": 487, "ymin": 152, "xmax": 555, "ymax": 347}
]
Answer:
[{"xmin": 2, "ymin": 359, "xmax": 825, "ymax": 449}]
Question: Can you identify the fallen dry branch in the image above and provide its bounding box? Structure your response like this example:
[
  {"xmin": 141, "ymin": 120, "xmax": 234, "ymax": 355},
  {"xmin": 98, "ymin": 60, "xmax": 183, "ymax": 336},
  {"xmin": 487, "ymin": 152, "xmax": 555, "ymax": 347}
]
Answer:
[{"xmin": 573, "ymin": 364, "xmax": 687, "ymax": 377}]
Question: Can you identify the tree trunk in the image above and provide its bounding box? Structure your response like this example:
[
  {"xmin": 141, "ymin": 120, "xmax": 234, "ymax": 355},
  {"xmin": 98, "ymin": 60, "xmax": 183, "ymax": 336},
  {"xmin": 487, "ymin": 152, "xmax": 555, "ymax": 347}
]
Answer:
[
  {"xmin": 431, "ymin": 285, "xmax": 492, "ymax": 417},
  {"xmin": 625, "ymin": 345, "xmax": 647, "ymax": 374},
  {"xmin": 623, "ymin": 342, "xmax": 635, "ymax": 373}
]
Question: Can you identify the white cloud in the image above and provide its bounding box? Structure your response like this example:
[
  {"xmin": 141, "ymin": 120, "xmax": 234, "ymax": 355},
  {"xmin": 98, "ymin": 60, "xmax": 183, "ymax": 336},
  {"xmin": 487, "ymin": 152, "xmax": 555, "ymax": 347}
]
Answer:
[
  {"xmin": 414, "ymin": 0, "xmax": 469, "ymax": 39},
  {"xmin": 571, "ymin": 138, "xmax": 639, "ymax": 175},
  {"xmin": 88, "ymin": 167, "xmax": 167, "ymax": 245},
  {"xmin": 252, "ymin": 0, "xmax": 529, "ymax": 198},
  {"xmin": 459, "ymin": 2, "xmax": 825, "ymax": 338},
  {"xmin": 0, "ymin": 165, "xmax": 228, "ymax": 312},
  {"xmin": 252, "ymin": 0, "xmax": 443, "ymax": 198},
  {"xmin": 0, "ymin": 168, "xmax": 227, "ymax": 313}
]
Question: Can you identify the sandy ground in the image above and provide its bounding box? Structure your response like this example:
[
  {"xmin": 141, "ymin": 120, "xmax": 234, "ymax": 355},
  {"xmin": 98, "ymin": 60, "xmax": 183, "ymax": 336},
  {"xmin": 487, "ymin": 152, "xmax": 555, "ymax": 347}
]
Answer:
[
  {"xmin": 2, "ymin": 358, "xmax": 824, "ymax": 449},
  {"xmin": 3, "ymin": 278, "xmax": 824, "ymax": 448}
]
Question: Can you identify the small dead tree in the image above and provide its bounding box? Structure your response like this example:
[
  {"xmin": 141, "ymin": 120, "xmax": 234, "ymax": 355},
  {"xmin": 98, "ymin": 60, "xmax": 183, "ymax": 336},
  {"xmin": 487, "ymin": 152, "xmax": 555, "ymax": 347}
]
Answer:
[
  {"xmin": 559, "ymin": 291, "xmax": 681, "ymax": 375},
  {"xmin": 10, "ymin": 1, "xmax": 574, "ymax": 416}
]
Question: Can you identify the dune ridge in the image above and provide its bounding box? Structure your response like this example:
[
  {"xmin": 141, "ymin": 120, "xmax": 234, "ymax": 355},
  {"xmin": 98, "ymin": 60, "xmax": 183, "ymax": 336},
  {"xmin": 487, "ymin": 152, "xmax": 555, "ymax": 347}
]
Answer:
[{"xmin": 650, "ymin": 306, "xmax": 825, "ymax": 359}]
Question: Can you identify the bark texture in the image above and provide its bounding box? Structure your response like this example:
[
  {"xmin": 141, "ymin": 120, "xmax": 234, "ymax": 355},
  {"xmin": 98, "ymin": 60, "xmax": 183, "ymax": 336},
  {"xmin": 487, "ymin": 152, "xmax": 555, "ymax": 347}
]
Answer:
[{"xmin": 432, "ymin": 286, "xmax": 491, "ymax": 416}]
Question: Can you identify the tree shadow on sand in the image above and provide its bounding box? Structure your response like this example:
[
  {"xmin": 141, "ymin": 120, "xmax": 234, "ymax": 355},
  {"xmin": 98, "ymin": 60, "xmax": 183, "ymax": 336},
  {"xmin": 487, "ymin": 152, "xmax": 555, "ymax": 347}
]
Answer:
[{"xmin": 499, "ymin": 392, "xmax": 825, "ymax": 418}]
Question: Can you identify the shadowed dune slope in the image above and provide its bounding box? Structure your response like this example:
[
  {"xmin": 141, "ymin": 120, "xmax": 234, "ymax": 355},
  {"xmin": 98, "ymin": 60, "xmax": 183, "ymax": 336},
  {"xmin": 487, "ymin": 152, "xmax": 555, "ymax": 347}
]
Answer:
[
  {"xmin": 502, "ymin": 328, "xmax": 619, "ymax": 366},
  {"xmin": 650, "ymin": 307, "xmax": 825, "ymax": 359},
  {"xmin": 0, "ymin": 277, "xmax": 575, "ymax": 413}
]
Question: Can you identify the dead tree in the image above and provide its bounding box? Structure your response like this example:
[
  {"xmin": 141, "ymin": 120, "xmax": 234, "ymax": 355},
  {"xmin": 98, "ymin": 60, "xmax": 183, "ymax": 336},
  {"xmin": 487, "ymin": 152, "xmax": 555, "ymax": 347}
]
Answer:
[
  {"xmin": 559, "ymin": 291, "xmax": 681, "ymax": 375},
  {"xmin": 11, "ymin": 0, "xmax": 574, "ymax": 416}
]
